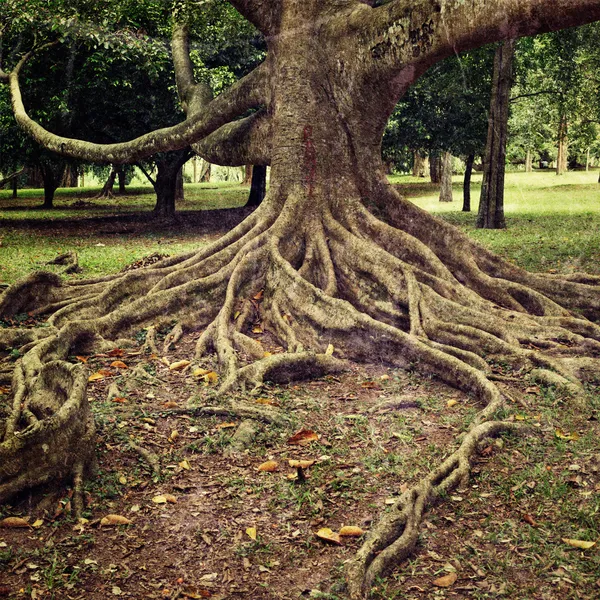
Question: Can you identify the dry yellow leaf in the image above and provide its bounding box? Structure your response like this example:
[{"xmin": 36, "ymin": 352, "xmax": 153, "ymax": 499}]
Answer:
[
  {"xmin": 255, "ymin": 398, "xmax": 280, "ymax": 406},
  {"xmin": 432, "ymin": 572, "xmax": 457, "ymax": 587},
  {"xmin": 193, "ymin": 368, "xmax": 211, "ymax": 377},
  {"xmin": 164, "ymin": 494, "xmax": 177, "ymax": 504},
  {"xmin": 562, "ymin": 538, "xmax": 596, "ymax": 550},
  {"xmin": 339, "ymin": 526, "xmax": 364, "ymax": 537},
  {"xmin": 88, "ymin": 372, "xmax": 106, "ymax": 382},
  {"xmin": 152, "ymin": 495, "xmax": 168, "ymax": 504},
  {"xmin": 287, "ymin": 429, "xmax": 319, "ymax": 446},
  {"xmin": 110, "ymin": 360, "xmax": 128, "ymax": 369},
  {"xmin": 217, "ymin": 422, "xmax": 237, "ymax": 429},
  {"xmin": 75, "ymin": 355, "xmax": 88, "ymax": 363},
  {"xmin": 100, "ymin": 514, "xmax": 132, "ymax": 526},
  {"xmin": 179, "ymin": 459, "xmax": 191, "ymax": 470},
  {"xmin": 169, "ymin": 360, "xmax": 191, "ymax": 371},
  {"xmin": 447, "ymin": 399, "xmax": 458, "ymax": 408},
  {"xmin": 555, "ymin": 429, "xmax": 579, "ymax": 441},
  {"xmin": 325, "ymin": 343, "xmax": 334, "ymax": 355},
  {"xmin": 246, "ymin": 527, "xmax": 257, "ymax": 540},
  {"xmin": 118, "ymin": 475, "xmax": 127, "ymax": 485},
  {"xmin": 251, "ymin": 326, "xmax": 263, "ymax": 334},
  {"xmin": 0, "ymin": 517, "xmax": 30, "ymax": 528},
  {"xmin": 316, "ymin": 528, "xmax": 342, "ymax": 545},
  {"xmin": 32, "ymin": 519, "xmax": 44, "ymax": 528},
  {"xmin": 170, "ymin": 430, "xmax": 179, "ymax": 442},
  {"xmin": 257, "ymin": 460, "xmax": 279, "ymax": 472}
]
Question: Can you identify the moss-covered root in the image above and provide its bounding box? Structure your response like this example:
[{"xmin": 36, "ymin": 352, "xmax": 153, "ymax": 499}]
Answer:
[
  {"xmin": 346, "ymin": 418, "xmax": 520, "ymax": 599},
  {"xmin": 0, "ymin": 360, "xmax": 95, "ymax": 515}
]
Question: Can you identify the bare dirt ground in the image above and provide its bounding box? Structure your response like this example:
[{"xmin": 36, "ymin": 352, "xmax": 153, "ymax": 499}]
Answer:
[{"xmin": 1, "ymin": 207, "xmax": 599, "ymax": 600}]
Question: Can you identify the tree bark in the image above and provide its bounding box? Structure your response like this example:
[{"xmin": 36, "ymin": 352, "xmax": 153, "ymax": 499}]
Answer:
[
  {"xmin": 245, "ymin": 165, "xmax": 267, "ymax": 207},
  {"xmin": 439, "ymin": 152, "xmax": 453, "ymax": 202},
  {"xmin": 243, "ymin": 164, "xmax": 253, "ymax": 186},
  {"xmin": 412, "ymin": 152, "xmax": 428, "ymax": 178},
  {"xmin": 556, "ymin": 114, "xmax": 568, "ymax": 175},
  {"xmin": 12, "ymin": 177, "xmax": 18, "ymax": 199},
  {"xmin": 429, "ymin": 153, "xmax": 441, "ymax": 184},
  {"xmin": 117, "ymin": 166, "xmax": 127, "ymax": 194},
  {"xmin": 175, "ymin": 167, "xmax": 184, "ymax": 202},
  {"xmin": 40, "ymin": 164, "xmax": 58, "ymax": 209},
  {"xmin": 463, "ymin": 153, "xmax": 475, "ymax": 212},
  {"xmin": 477, "ymin": 39, "xmax": 515, "ymax": 230},
  {"xmin": 98, "ymin": 167, "xmax": 117, "ymax": 198},
  {"xmin": 525, "ymin": 149, "xmax": 532, "ymax": 173}
]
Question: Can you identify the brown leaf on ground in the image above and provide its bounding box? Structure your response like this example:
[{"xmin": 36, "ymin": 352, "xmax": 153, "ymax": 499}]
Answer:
[
  {"xmin": 110, "ymin": 360, "xmax": 128, "ymax": 369},
  {"xmin": 339, "ymin": 526, "xmax": 365, "ymax": 537},
  {"xmin": 257, "ymin": 460, "xmax": 279, "ymax": 472},
  {"xmin": 169, "ymin": 360, "xmax": 191, "ymax": 371},
  {"xmin": 316, "ymin": 528, "xmax": 342, "ymax": 545},
  {"xmin": 522, "ymin": 514, "xmax": 538, "ymax": 527},
  {"xmin": 75, "ymin": 355, "xmax": 88, "ymax": 363},
  {"xmin": 0, "ymin": 517, "xmax": 30, "ymax": 528},
  {"xmin": 107, "ymin": 348, "xmax": 124, "ymax": 357},
  {"xmin": 287, "ymin": 429, "xmax": 319, "ymax": 446},
  {"xmin": 99, "ymin": 514, "xmax": 132, "ymax": 526},
  {"xmin": 216, "ymin": 422, "xmax": 237, "ymax": 429},
  {"xmin": 432, "ymin": 572, "xmax": 457, "ymax": 587}
]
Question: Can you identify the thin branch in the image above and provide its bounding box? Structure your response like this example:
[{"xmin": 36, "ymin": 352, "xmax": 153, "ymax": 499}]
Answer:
[
  {"xmin": 510, "ymin": 89, "xmax": 560, "ymax": 103},
  {"xmin": 135, "ymin": 162, "xmax": 156, "ymax": 187}
]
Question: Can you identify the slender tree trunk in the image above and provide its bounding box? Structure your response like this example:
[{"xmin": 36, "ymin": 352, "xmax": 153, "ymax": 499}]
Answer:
[
  {"xmin": 175, "ymin": 167, "xmax": 184, "ymax": 202},
  {"xmin": 585, "ymin": 148, "xmax": 590, "ymax": 172},
  {"xmin": 245, "ymin": 165, "xmax": 267, "ymax": 207},
  {"xmin": 525, "ymin": 149, "xmax": 532, "ymax": 173},
  {"xmin": 41, "ymin": 166, "xmax": 58, "ymax": 209},
  {"xmin": 12, "ymin": 177, "xmax": 18, "ymax": 199},
  {"xmin": 98, "ymin": 168, "xmax": 117, "ymax": 198},
  {"xmin": 117, "ymin": 166, "xmax": 127, "ymax": 194},
  {"xmin": 439, "ymin": 152, "xmax": 453, "ymax": 202},
  {"xmin": 243, "ymin": 165, "xmax": 253, "ymax": 186},
  {"xmin": 477, "ymin": 39, "xmax": 515, "ymax": 230},
  {"xmin": 556, "ymin": 114, "xmax": 568, "ymax": 176},
  {"xmin": 429, "ymin": 153, "xmax": 441, "ymax": 184},
  {"xmin": 463, "ymin": 154, "xmax": 475, "ymax": 212}
]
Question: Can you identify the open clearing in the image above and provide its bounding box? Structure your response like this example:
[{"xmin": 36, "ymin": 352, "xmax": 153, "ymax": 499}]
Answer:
[{"xmin": 0, "ymin": 171, "xmax": 599, "ymax": 600}]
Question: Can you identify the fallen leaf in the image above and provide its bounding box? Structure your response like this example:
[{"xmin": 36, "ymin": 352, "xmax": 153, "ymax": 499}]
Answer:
[
  {"xmin": 31, "ymin": 519, "xmax": 44, "ymax": 528},
  {"xmin": 110, "ymin": 360, "xmax": 128, "ymax": 369},
  {"xmin": 170, "ymin": 430, "xmax": 180, "ymax": 442},
  {"xmin": 287, "ymin": 429, "xmax": 319, "ymax": 446},
  {"xmin": 162, "ymin": 401, "xmax": 178, "ymax": 409},
  {"xmin": 75, "ymin": 356, "xmax": 88, "ymax": 363},
  {"xmin": 152, "ymin": 495, "xmax": 168, "ymax": 504},
  {"xmin": 432, "ymin": 572, "xmax": 457, "ymax": 587},
  {"xmin": 251, "ymin": 326, "xmax": 263, "ymax": 334},
  {"xmin": 525, "ymin": 386, "xmax": 540, "ymax": 394},
  {"xmin": 107, "ymin": 348, "xmax": 124, "ymax": 357},
  {"xmin": 193, "ymin": 368, "xmax": 211, "ymax": 377},
  {"xmin": 446, "ymin": 399, "xmax": 458, "ymax": 408},
  {"xmin": 555, "ymin": 429, "xmax": 580, "ymax": 441},
  {"xmin": 118, "ymin": 475, "xmax": 127, "ymax": 485},
  {"xmin": 164, "ymin": 494, "xmax": 177, "ymax": 504},
  {"xmin": 217, "ymin": 422, "xmax": 237, "ymax": 429},
  {"xmin": 253, "ymin": 290, "xmax": 264, "ymax": 300},
  {"xmin": 112, "ymin": 397, "xmax": 127, "ymax": 403},
  {"xmin": 100, "ymin": 514, "xmax": 132, "ymax": 526},
  {"xmin": 0, "ymin": 517, "xmax": 30, "ymax": 528},
  {"xmin": 339, "ymin": 526, "xmax": 365, "ymax": 537},
  {"xmin": 257, "ymin": 460, "xmax": 279, "ymax": 472},
  {"xmin": 522, "ymin": 514, "xmax": 538, "ymax": 527},
  {"xmin": 88, "ymin": 372, "xmax": 107, "ymax": 382},
  {"xmin": 361, "ymin": 381, "xmax": 380, "ymax": 389},
  {"xmin": 246, "ymin": 527, "xmax": 257, "ymax": 540},
  {"xmin": 316, "ymin": 528, "xmax": 342, "ymax": 545},
  {"xmin": 562, "ymin": 538, "xmax": 596, "ymax": 550},
  {"xmin": 254, "ymin": 398, "xmax": 280, "ymax": 406},
  {"xmin": 179, "ymin": 459, "xmax": 191, "ymax": 470},
  {"xmin": 325, "ymin": 344, "xmax": 334, "ymax": 355},
  {"xmin": 169, "ymin": 360, "xmax": 191, "ymax": 371}
]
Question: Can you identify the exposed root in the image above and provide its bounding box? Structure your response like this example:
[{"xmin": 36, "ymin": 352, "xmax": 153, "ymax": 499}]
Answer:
[
  {"xmin": 47, "ymin": 251, "xmax": 82, "ymax": 275},
  {"xmin": 0, "ymin": 181, "xmax": 599, "ymax": 594},
  {"xmin": 225, "ymin": 419, "xmax": 260, "ymax": 455},
  {"xmin": 128, "ymin": 441, "xmax": 161, "ymax": 478}
]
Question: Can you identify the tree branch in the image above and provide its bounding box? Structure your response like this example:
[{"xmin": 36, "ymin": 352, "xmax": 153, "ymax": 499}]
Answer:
[
  {"xmin": 9, "ymin": 45, "xmax": 270, "ymax": 164},
  {"xmin": 510, "ymin": 89, "xmax": 561, "ymax": 102},
  {"xmin": 226, "ymin": 1, "xmax": 280, "ymax": 36},
  {"xmin": 193, "ymin": 110, "xmax": 272, "ymax": 166}
]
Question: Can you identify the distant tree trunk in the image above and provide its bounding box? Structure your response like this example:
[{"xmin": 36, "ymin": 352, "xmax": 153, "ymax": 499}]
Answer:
[
  {"xmin": 41, "ymin": 165, "xmax": 58, "ymax": 209},
  {"xmin": 463, "ymin": 154, "xmax": 475, "ymax": 212},
  {"xmin": 243, "ymin": 165, "xmax": 253, "ymax": 186},
  {"xmin": 199, "ymin": 159, "xmax": 211, "ymax": 182},
  {"xmin": 60, "ymin": 165, "xmax": 78, "ymax": 188},
  {"xmin": 175, "ymin": 168, "xmax": 184, "ymax": 202},
  {"xmin": 525, "ymin": 149, "xmax": 533, "ymax": 173},
  {"xmin": 429, "ymin": 153, "xmax": 441, "ymax": 184},
  {"xmin": 477, "ymin": 39, "xmax": 515, "ymax": 230},
  {"xmin": 98, "ymin": 168, "xmax": 117, "ymax": 198},
  {"xmin": 556, "ymin": 115, "xmax": 568, "ymax": 176},
  {"xmin": 412, "ymin": 152, "xmax": 428, "ymax": 178},
  {"xmin": 439, "ymin": 152, "xmax": 453, "ymax": 202},
  {"xmin": 12, "ymin": 177, "xmax": 18, "ymax": 199},
  {"xmin": 117, "ymin": 166, "xmax": 127, "ymax": 194},
  {"xmin": 245, "ymin": 165, "xmax": 267, "ymax": 207},
  {"xmin": 585, "ymin": 148, "xmax": 590, "ymax": 172},
  {"xmin": 80, "ymin": 171, "xmax": 85, "ymax": 187}
]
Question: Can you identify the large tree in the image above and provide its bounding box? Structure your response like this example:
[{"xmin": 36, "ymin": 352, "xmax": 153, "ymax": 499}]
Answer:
[{"xmin": 2, "ymin": 1, "xmax": 600, "ymax": 597}]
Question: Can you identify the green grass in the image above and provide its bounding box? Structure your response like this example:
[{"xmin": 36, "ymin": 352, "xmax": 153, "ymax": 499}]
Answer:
[
  {"xmin": 391, "ymin": 169, "xmax": 600, "ymax": 274},
  {"xmin": 1, "ymin": 170, "xmax": 599, "ymax": 285}
]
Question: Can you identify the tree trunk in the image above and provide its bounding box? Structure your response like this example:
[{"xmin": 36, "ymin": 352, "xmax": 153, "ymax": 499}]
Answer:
[
  {"xmin": 98, "ymin": 168, "xmax": 117, "ymax": 198},
  {"xmin": 245, "ymin": 165, "xmax": 267, "ymax": 207},
  {"xmin": 60, "ymin": 164, "xmax": 78, "ymax": 188},
  {"xmin": 412, "ymin": 152, "xmax": 428, "ymax": 178},
  {"xmin": 525, "ymin": 149, "xmax": 532, "ymax": 173},
  {"xmin": 429, "ymin": 153, "xmax": 441, "ymax": 184},
  {"xmin": 556, "ymin": 114, "xmax": 568, "ymax": 175},
  {"xmin": 117, "ymin": 166, "xmax": 127, "ymax": 194},
  {"xmin": 175, "ymin": 167, "xmax": 184, "ymax": 202},
  {"xmin": 12, "ymin": 177, "xmax": 18, "ymax": 199},
  {"xmin": 477, "ymin": 40, "xmax": 515, "ymax": 230},
  {"xmin": 586, "ymin": 148, "xmax": 590, "ymax": 172},
  {"xmin": 153, "ymin": 163, "xmax": 178, "ymax": 218},
  {"xmin": 463, "ymin": 154, "xmax": 475, "ymax": 212},
  {"xmin": 41, "ymin": 165, "xmax": 58, "ymax": 209},
  {"xmin": 243, "ymin": 164, "xmax": 253, "ymax": 186},
  {"xmin": 439, "ymin": 152, "xmax": 453, "ymax": 202}
]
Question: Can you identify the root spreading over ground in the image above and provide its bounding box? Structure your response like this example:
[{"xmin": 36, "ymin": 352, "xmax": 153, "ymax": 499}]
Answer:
[{"xmin": 1, "ymin": 184, "xmax": 600, "ymax": 598}]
